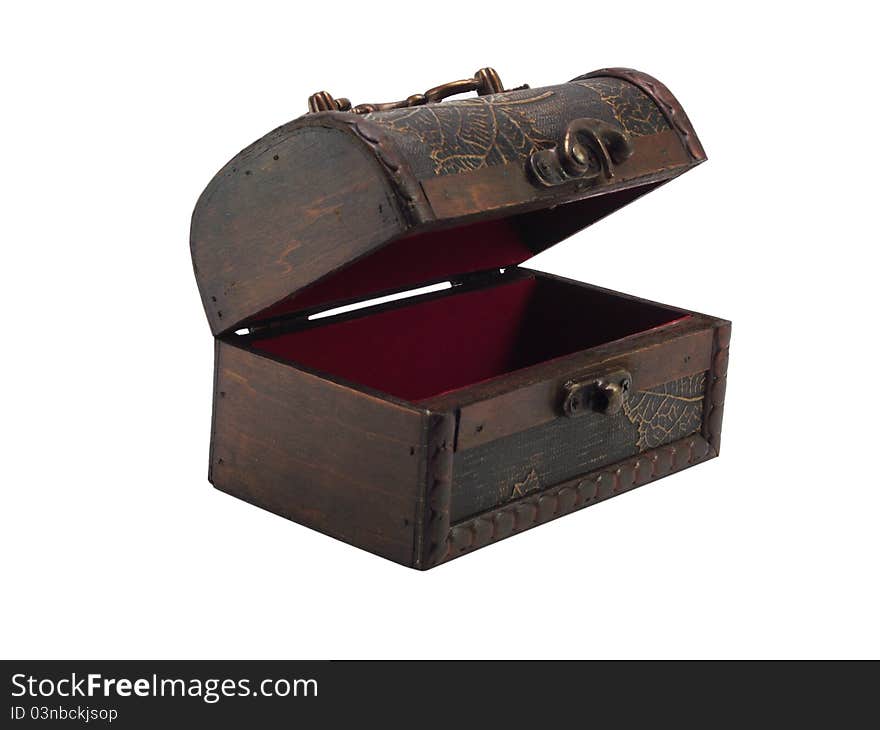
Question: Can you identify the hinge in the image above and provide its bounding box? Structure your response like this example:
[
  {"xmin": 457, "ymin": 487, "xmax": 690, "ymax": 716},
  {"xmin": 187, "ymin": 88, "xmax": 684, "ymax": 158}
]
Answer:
[
  {"xmin": 238, "ymin": 268, "xmax": 516, "ymax": 341},
  {"xmin": 235, "ymin": 316, "xmax": 302, "ymax": 339},
  {"xmin": 452, "ymin": 267, "xmax": 513, "ymax": 288}
]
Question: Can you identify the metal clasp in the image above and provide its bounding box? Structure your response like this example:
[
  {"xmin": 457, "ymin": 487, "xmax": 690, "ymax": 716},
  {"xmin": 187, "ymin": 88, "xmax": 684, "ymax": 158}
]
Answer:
[
  {"xmin": 529, "ymin": 117, "xmax": 633, "ymax": 188},
  {"xmin": 561, "ymin": 369, "xmax": 633, "ymax": 417}
]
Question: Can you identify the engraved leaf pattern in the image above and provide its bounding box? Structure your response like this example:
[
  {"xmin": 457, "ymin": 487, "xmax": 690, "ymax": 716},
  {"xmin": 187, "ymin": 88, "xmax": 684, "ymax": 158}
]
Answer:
[
  {"xmin": 623, "ymin": 373, "xmax": 706, "ymax": 450},
  {"xmin": 366, "ymin": 91, "xmax": 556, "ymax": 175},
  {"xmin": 572, "ymin": 79, "xmax": 669, "ymax": 137}
]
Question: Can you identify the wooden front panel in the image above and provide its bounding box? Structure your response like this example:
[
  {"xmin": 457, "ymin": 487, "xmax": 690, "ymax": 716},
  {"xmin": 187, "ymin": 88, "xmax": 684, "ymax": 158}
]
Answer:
[
  {"xmin": 450, "ymin": 372, "xmax": 706, "ymax": 522},
  {"xmin": 438, "ymin": 319, "xmax": 730, "ymax": 566},
  {"xmin": 210, "ymin": 341, "xmax": 427, "ymax": 566},
  {"xmin": 452, "ymin": 322, "xmax": 714, "ymax": 451},
  {"xmin": 422, "ymin": 131, "xmax": 691, "ymax": 221},
  {"xmin": 442, "ymin": 307, "xmax": 720, "ymax": 525}
]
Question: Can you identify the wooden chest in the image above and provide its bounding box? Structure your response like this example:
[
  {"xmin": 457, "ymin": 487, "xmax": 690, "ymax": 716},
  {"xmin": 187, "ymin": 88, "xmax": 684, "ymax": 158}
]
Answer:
[{"xmin": 190, "ymin": 66, "xmax": 730, "ymax": 569}]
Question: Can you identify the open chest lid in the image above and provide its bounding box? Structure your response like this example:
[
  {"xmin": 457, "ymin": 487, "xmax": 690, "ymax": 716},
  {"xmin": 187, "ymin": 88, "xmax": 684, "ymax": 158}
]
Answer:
[{"xmin": 191, "ymin": 67, "xmax": 706, "ymax": 336}]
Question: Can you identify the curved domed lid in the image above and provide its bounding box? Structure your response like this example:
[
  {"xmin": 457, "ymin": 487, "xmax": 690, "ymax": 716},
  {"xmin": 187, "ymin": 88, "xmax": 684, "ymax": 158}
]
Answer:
[{"xmin": 191, "ymin": 68, "xmax": 705, "ymax": 335}]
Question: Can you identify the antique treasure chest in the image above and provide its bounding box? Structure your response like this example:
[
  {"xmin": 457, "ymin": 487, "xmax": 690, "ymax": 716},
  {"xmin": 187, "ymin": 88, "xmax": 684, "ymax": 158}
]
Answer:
[{"xmin": 191, "ymin": 66, "xmax": 730, "ymax": 569}]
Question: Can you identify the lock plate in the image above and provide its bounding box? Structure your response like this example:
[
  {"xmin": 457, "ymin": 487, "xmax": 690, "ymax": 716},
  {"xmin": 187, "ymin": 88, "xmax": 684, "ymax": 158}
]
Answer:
[{"xmin": 561, "ymin": 368, "xmax": 633, "ymax": 417}]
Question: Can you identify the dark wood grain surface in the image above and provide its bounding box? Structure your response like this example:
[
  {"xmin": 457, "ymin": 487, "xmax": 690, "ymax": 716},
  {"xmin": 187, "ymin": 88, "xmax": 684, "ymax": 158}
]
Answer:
[
  {"xmin": 211, "ymin": 341, "xmax": 431, "ymax": 566},
  {"xmin": 191, "ymin": 124, "xmax": 406, "ymax": 335}
]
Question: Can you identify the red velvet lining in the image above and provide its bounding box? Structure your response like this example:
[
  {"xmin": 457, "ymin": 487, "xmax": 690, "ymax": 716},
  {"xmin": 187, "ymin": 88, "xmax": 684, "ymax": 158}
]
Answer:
[
  {"xmin": 258, "ymin": 218, "xmax": 533, "ymax": 320},
  {"xmin": 251, "ymin": 276, "xmax": 685, "ymax": 402}
]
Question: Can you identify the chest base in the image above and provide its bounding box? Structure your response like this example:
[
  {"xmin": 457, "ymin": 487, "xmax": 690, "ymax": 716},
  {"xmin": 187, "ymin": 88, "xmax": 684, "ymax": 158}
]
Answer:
[{"xmin": 209, "ymin": 270, "xmax": 729, "ymax": 568}]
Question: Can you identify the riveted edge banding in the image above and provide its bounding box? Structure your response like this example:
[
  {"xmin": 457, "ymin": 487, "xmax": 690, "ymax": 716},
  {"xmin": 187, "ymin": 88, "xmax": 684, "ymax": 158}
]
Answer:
[
  {"xmin": 422, "ymin": 412, "xmax": 456, "ymax": 568},
  {"xmin": 703, "ymin": 322, "xmax": 731, "ymax": 455},
  {"xmin": 438, "ymin": 433, "xmax": 715, "ymax": 565}
]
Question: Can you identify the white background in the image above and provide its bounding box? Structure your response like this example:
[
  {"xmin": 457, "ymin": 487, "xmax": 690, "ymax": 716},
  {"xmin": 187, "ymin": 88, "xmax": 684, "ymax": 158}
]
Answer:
[{"xmin": 2, "ymin": 2, "xmax": 877, "ymax": 659}]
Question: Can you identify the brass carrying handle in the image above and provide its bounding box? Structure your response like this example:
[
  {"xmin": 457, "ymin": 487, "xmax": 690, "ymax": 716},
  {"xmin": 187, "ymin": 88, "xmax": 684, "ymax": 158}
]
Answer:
[{"xmin": 308, "ymin": 67, "xmax": 506, "ymax": 115}]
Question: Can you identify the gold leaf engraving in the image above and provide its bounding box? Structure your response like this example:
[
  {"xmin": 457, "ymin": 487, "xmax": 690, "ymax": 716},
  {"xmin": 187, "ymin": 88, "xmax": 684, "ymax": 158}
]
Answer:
[
  {"xmin": 509, "ymin": 468, "xmax": 542, "ymax": 500},
  {"xmin": 572, "ymin": 79, "xmax": 669, "ymax": 136},
  {"xmin": 368, "ymin": 91, "xmax": 556, "ymax": 175},
  {"xmin": 623, "ymin": 373, "xmax": 706, "ymax": 450}
]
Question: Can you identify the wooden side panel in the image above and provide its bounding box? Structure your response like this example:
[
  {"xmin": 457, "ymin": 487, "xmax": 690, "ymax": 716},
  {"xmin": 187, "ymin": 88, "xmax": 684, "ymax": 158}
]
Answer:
[
  {"xmin": 191, "ymin": 124, "xmax": 406, "ymax": 335},
  {"xmin": 210, "ymin": 342, "xmax": 427, "ymax": 566}
]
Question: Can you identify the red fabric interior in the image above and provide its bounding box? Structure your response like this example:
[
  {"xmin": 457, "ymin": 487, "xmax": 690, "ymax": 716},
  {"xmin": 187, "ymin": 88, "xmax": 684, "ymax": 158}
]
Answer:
[
  {"xmin": 258, "ymin": 218, "xmax": 533, "ymax": 320},
  {"xmin": 253, "ymin": 181, "xmax": 667, "ymax": 325},
  {"xmin": 251, "ymin": 276, "xmax": 686, "ymax": 402}
]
